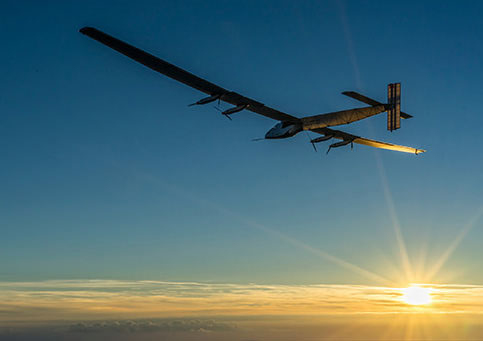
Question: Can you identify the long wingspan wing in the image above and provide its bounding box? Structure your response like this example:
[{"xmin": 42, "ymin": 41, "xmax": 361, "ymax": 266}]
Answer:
[
  {"xmin": 311, "ymin": 127, "xmax": 425, "ymax": 154},
  {"xmin": 342, "ymin": 91, "xmax": 413, "ymax": 119},
  {"xmin": 80, "ymin": 27, "xmax": 297, "ymax": 122}
]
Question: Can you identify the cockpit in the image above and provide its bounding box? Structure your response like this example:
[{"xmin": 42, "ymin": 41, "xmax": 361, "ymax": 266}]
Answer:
[{"xmin": 265, "ymin": 121, "xmax": 302, "ymax": 139}]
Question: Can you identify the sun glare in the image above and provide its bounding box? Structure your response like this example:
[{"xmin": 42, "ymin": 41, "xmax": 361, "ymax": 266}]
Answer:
[{"xmin": 401, "ymin": 286, "xmax": 432, "ymax": 305}]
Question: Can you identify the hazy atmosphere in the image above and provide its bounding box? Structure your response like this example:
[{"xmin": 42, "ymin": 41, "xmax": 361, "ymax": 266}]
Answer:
[{"xmin": 1, "ymin": 1, "xmax": 483, "ymax": 340}]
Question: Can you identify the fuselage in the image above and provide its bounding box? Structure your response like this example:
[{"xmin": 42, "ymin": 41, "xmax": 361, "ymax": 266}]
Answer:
[
  {"xmin": 265, "ymin": 122, "xmax": 302, "ymax": 139},
  {"xmin": 265, "ymin": 105, "xmax": 388, "ymax": 139}
]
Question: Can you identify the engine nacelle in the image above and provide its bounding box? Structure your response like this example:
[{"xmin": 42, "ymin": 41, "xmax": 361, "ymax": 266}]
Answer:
[
  {"xmin": 189, "ymin": 94, "xmax": 222, "ymax": 106},
  {"xmin": 222, "ymin": 104, "xmax": 249, "ymax": 116},
  {"xmin": 330, "ymin": 140, "xmax": 351, "ymax": 148},
  {"xmin": 310, "ymin": 135, "xmax": 333, "ymax": 144},
  {"xmin": 326, "ymin": 139, "xmax": 353, "ymax": 154}
]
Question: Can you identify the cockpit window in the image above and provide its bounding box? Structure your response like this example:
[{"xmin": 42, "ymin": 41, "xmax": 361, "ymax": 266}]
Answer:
[{"xmin": 281, "ymin": 121, "xmax": 293, "ymax": 128}]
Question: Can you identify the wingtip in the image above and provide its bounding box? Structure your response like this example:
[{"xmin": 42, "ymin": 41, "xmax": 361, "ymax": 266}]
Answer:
[
  {"xmin": 400, "ymin": 112, "xmax": 413, "ymax": 119},
  {"xmin": 79, "ymin": 26, "xmax": 96, "ymax": 35}
]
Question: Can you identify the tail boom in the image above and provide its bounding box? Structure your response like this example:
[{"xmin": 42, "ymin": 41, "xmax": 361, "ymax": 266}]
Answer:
[{"xmin": 301, "ymin": 105, "xmax": 386, "ymax": 130}]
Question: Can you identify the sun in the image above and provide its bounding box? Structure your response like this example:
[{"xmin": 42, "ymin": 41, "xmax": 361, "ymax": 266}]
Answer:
[{"xmin": 401, "ymin": 286, "xmax": 432, "ymax": 305}]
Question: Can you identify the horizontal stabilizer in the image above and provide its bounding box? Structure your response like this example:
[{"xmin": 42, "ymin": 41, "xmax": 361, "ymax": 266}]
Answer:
[
  {"xmin": 342, "ymin": 91, "xmax": 382, "ymax": 106},
  {"xmin": 342, "ymin": 91, "xmax": 412, "ymax": 119},
  {"xmin": 400, "ymin": 112, "xmax": 412, "ymax": 119}
]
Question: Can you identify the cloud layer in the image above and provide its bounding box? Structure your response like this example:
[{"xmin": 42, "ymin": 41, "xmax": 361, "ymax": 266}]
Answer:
[{"xmin": 1, "ymin": 280, "xmax": 483, "ymax": 325}]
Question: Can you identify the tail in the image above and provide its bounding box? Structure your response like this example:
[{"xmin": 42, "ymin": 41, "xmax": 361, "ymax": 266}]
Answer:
[
  {"xmin": 387, "ymin": 83, "xmax": 401, "ymax": 131},
  {"xmin": 342, "ymin": 83, "xmax": 413, "ymax": 132}
]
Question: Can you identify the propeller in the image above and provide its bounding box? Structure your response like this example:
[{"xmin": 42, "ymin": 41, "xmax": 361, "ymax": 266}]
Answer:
[
  {"xmin": 305, "ymin": 131, "xmax": 317, "ymax": 152},
  {"xmin": 213, "ymin": 106, "xmax": 232, "ymax": 121}
]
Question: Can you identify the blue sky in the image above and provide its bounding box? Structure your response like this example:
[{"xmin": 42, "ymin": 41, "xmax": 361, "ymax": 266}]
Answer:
[{"xmin": 1, "ymin": 0, "xmax": 482, "ymax": 289}]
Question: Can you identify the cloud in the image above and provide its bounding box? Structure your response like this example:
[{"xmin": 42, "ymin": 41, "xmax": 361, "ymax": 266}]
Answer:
[
  {"xmin": 1, "ymin": 280, "xmax": 483, "ymax": 327},
  {"xmin": 0, "ymin": 320, "xmax": 236, "ymax": 341},
  {"xmin": 2, "ymin": 282, "xmax": 483, "ymax": 341},
  {"xmin": 68, "ymin": 319, "xmax": 235, "ymax": 333}
]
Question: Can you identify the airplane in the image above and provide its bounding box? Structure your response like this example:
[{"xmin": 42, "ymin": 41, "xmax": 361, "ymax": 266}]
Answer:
[{"xmin": 79, "ymin": 27, "xmax": 425, "ymax": 155}]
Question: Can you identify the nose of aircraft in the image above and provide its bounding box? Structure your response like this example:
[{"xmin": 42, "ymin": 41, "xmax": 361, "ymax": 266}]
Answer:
[{"xmin": 265, "ymin": 128, "xmax": 275, "ymax": 139}]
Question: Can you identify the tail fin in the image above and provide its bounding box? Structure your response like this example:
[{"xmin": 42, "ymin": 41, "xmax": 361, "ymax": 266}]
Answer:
[{"xmin": 387, "ymin": 83, "xmax": 401, "ymax": 131}]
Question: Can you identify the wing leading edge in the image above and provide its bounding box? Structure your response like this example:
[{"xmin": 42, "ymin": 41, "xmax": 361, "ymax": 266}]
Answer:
[
  {"xmin": 79, "ymin": 27, "xmax": 297, "ymax": 122},
  {"xmin": 311, "ymin": 127, "xmax": 426, "ymax": 154}
]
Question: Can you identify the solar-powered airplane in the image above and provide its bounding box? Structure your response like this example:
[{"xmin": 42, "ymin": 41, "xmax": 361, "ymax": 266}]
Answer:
[{"xmin": 80, "ymin": 27, "xmax": 425, "ymax": 154}]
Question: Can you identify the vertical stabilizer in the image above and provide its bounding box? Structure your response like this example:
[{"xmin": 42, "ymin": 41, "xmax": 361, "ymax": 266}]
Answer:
[{"xmin": 387, "ymin": 83, "xmax": 401, "ymax": 131}]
